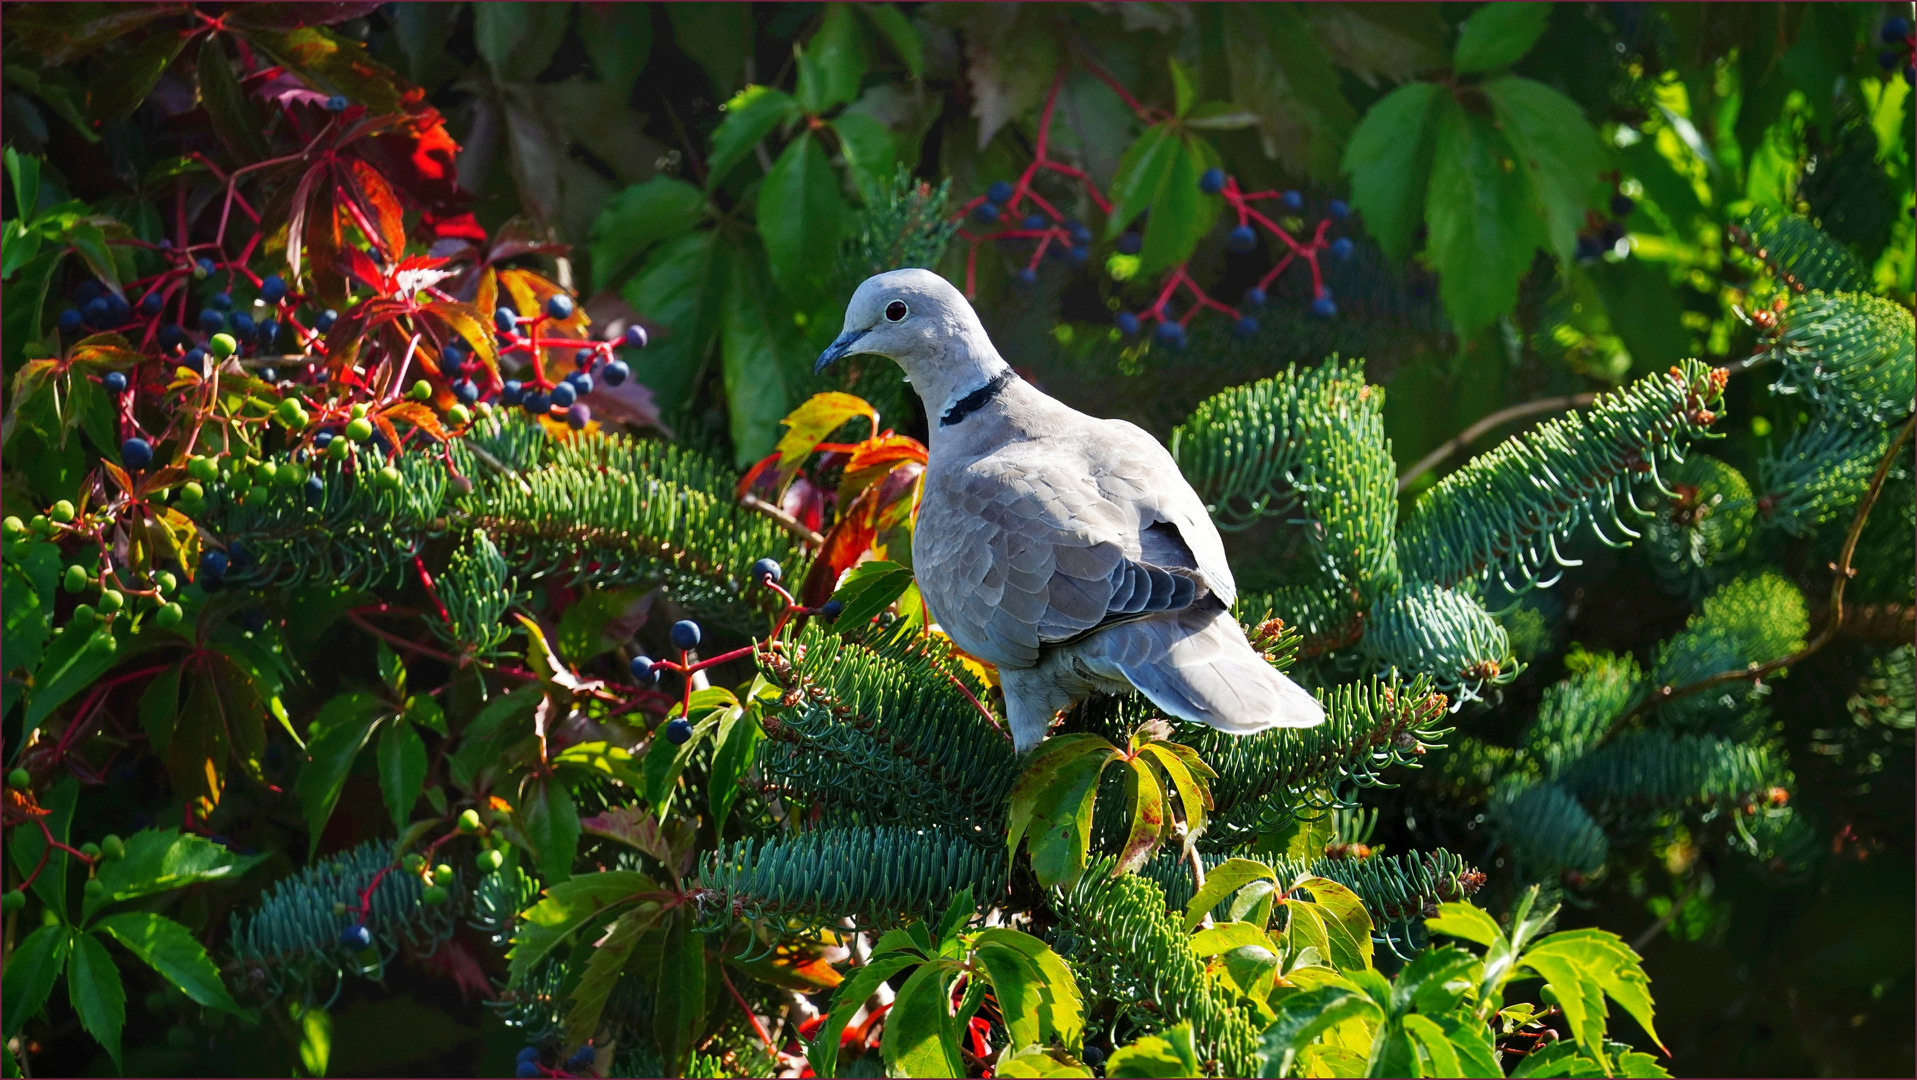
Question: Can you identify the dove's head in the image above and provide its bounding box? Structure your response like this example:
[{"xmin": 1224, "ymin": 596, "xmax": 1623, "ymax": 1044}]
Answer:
[{"xmin": 815, "ymin": 269, "xmax": 1008, "ymax": 414}]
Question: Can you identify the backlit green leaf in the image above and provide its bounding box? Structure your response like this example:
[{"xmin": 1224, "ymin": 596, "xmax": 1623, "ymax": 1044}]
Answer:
[
  {"xmin": 1452, "ymin": 1, "xmax": 1551, "ymax": 74},
  {"xmin": 66, "ymin": 931, "xmax": 125, "ymax": 1068},
  {"xmin": 883, "ymin": 960, "xmax": 964, "ymax": 1078},
  {"xmin": 506, "ymin": 870, "xmax": 656, "ymax": 988},
  {"xmin": 94, "ymin": 911, "xmax": 248, "ymax": 1017},
  {"xmin": 758, "ymin": 132, "xmax": 848, "ymax": 304},
  {"xmin": 376, "ymin": 718, "xmax": 428, "ymax": 831},
  {"xmin": 1425, "ymin": 95, "xmax": 1546, "ymax": 339},
  {"xmin": 1, "ymin": 925, "xmax": 69, "ymax": 1042},
  {"xmin": 706, "ymin": 86, "xmax": 803, "ymax": 191},
  {"xmin": 1341, "ymin": 81, "xmax": 1441, "ymax": 263}
]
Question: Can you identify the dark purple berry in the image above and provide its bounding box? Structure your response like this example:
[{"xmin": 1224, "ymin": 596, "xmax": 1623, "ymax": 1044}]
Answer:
[
  {"xmin": 84, "ymin": 296, "xmax": 112, "ymax": 326},
  {"xmin": 1115, "ymin": 312, "xmax": 1140, "ymax": 336},
  {"xmin": 1328, "ymin": 199, "xmax": 1350, "ymax": 220},
  {"xmin": 517, "ymin": 1047, "xmax": 543, "ymax": 1066},
  {"xmin": 1067, "ymin": 220, "xmax": 1091, "ymax": 245},
  {"xmin": 1015, "ymin": 267, "xmax": 1038, "ymax": 285},
  {"xmin": 548, "ymin": 382, "xmax": 577, "ymax": 408},
  {"xmin": 121, "ymin": 437, "xmax": 153, "ymax": 470},
  {"xmin": 103, "ymin": 371, "xmax": 128, "ymax": 394},
  {"xmin": 1881, "ymin": 48, "xmax": 1903, "ymax": 70},
  {"xmin": 1226, "ymin": 225, "xmax": 1257, "ymax": 253},
  {"xmin": 523, "ymin": 391, "xmax": 551, "ymax": 416},
  {"xmin": 208, "ymin": 291, "xmax": 233, "ymax": 311},
  {"xmin": 196, "ymin": 257, "xmax": 217, "ymax": 277},
  {"xmin": 566, "ymin": 404, "xmax": 590, "ymax": 429},
  {"xmin": 1883, "ymin": 16, "xmax": 1910, "ymax": 42},
  {"xmin": 1022, "ymin": 214, "xmax": 1046, "ymax": 231},
  {"xmin": 259, "ymin": 367, "xmax": 278, "ymax": 383},
  {"xmin": 199, "ymin": 309, "xmax": 227, "ymax": 333},
  {"xmin": 1309, "ymin": 296, "xmax": 1337, "ymax": 320},
  {"xmin": 1117, "ymin": 232, "xmax": 1143, "ymax": 255},
  {"xmin": 750, "ymin": 558, "xmax": 782, "ymax": 584},
  {"xmin": 1244, "ymin": 287, "xmax": 1267, "ymax": 307},
  {"xmin": 1198, "ymin": 167, "xmax": 1226, "ymax": 195},
  {"xmin": 602, "ymin": 360, "xmax": 630, "ymax": 386},
  {"xmin": 1330, "ymin": 237, "xmax": 1354, "ymax": 261},
  {"xmin": 315, "ymin": 309, "xmax": 338, "ymax": 333},
  {"xmin": 575, "ymin": 348, "xmax": 594, "ymax": 369},
  {"xmin": 229, "ymin": 311, "xmax": 256, "ymax": 337},
  {"xmin": 201, "ymin": 550, "xmax": 229, "ymax": 579},
  {"xmin": 664, "ymin": 718, "xmax": 693, "ymax": 745},
  {"xmin": 986, "ymin": 180, "xmax": 1015, "ymax": 204},
  {"xmin": 1068, "ymin": 245, "xmax": 1090, "ymax": 264},
  {"xmin": 501, "ymin": 380, "xmax": 524, "ymax": 406},
  {"xmin": 1083, "ymin": 1046, "xmax": 1106, "ymax": 1067},
  {"xmin": 1609, "ymin": 193, "xmax": 1635, "ymax": 218},
  {"xmin": 545, "ymin": 294, "xmax": 574, "ymax": 321},
  {"xmin": 340, "ymin": 924, "xmax": 372, "ymax": 949},
  {"xmin": 325, "ymin": 95, "xmax": 350, "ymax": 112},
  {"xmin": 495, "ymin": 306, "xmax": 518, "ymax": 333},
  {"xmin": 515, "ymin": 1062, "xmax": 540, "ymax": 1079},
  {"xmin": 455, "ymin": 380, "xmax": 479, "ymax": 404},
  {"xmin": 58, "ymin": 308, "xmax": 84, "ymax": 335},
  {"xmin": 629, "ymin": 655, "xmax": 659, "ymax": 684},
  {"xmin": 972, "ymin": 202, "xmax": 1001, "ymax": 224},
  {"xmin": 566, "ymin": 1047, "xmax": 596, "ymax": 1072},
  {"xmin": 621, "ymin": 325, "xmax": 648, "ymax": 349},
  {"xmin": 139, "ymin": 292, "xmax": 164, "ymax": 317},
  {"xmin": 1233, "ymin": 316, "xmax": 1259, "ymax": 338},
  {"xmin": 670, "ymin": 620, "xmax": 701, "ymax": 651},
  {"xmin": 73, "ymin": 280, "xmax": 105, "ymax": 305},
  {"xmin": 260, "ymin": 275, "xmax": 286, "ymax": 305},
  {"xmin": 567, "ymin": 372, "xmax": 593, "ymax": 395},
  {"xmin": 257, "ymin": 319, "xmax": 280, "ymax": 347},
  {"xmin": 819, "ymin": 600, "xmax": 844, "ymax": 622},
  {"xmin": 1281, "ymin": 190, "xmax": 1304, "ymax": 211}
]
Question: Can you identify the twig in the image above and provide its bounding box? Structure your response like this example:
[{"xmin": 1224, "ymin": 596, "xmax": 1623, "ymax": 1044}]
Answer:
[
  {"xmin": 1608, "ymin": 414, "xmax": 1915, "ymax": 730},
  {"xmin": 1395, "ymin": 394, "xmax": 1599, "ymax": 494},
  {"xmin": 1630, "ymin": 875, "xmax": 1702, "ymax": 952},
  {"xmin": 739, "ymin": 493, "xmax": 825, "ymax": 546},
  {"xmin": 721, "ymin": 965, "xmax": 778, "ymax": 1053}
]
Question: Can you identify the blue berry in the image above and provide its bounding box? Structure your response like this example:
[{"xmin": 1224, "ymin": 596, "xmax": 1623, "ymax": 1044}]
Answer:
[
  {"xmin": 455, "ymin": 380, "xmax": 479, "ymax": 404},
  {"xmin": 670, "ymin": 620, "xmax": 701, "ymax": 651},
  {"xmin": 208, "ymin": 291, "xmax": 233, "ymax": 311},
  {"xmin": 73, "ymin": 280, "xmax": 104, "ymax": 305},
  {"xmin": 501, "ymin": 380, "xmax": 524, "ymax": 406},
  {"xmin": 260, "ymin": 367, "xmax": 278, "ymax": 383},
  {"xmin": 315, "ymin": 308, "xmax": 338, "ymax": 333},
  {"xmin": 201, "ymin": 550, "xmax": 229, "ymax": 579},
  {"xmin": 629, "ymin": 655, "xmax": 659, "ymax": 684},
  {"xmin": 158, "ymin": 324, "xmax": 190, "ymax": 351},
  {"xmin": 1198, "ymin": 167, "xmax": 1226, "ymax": 195},
  {"xmin": 972, "ymin": 202, "xmax": 1001, "ymax": 224},
  {"xmin": 987, "ymin": 180, "xmax": 1015, "ymax": 204},
  {"xmin": 1575, "ymin": 234, "xmax": 1602, "ymax": 261},
  {"xmin": 1281, "ymin": 190, "xmax": 1304, "ymax": 211},
  {"xmin": 103, "ymin": 371, "xmax": 128, "ymax": 394},
  {"xmin": 575, "ymin": 348, "xmax": 595, "ymax": 369},
  {"xmin": 1226, "ymin": 225, "xmax": 1257, "ymax": 253},
  {"xmin": 325, "ymin": 94, "xmax": 350, "ymax": 112},
  {"xmin": 819, "ymin": 600, "xmax": 844, "ymax": 622},
  {"xmin": 1067, "ymin": 220, "xmax": 1092, "ymax": 245},
  {"xmin": 305, "ymin": 474, "xmax": 325, "ymax": 502},
  {"xmin": 516, "ymin": 1047, "xmax": 543, "ymax": 1066},
  {"xmin": 1015, "ymin": 266, "xmax": 1038, "ymax": 285},
  {"xmin": 258, "ymin": 319, "xmax": 280, "ymax": 347},
  {"xmin": 1309, "ymin": 296, "xmax": 1338, "ymax": 320},
  {"xmin": 1328, "ymin": 199, "xmax": 1350, "ymax": 220},
  {"xmin": 1244, "ymin": 287, "xmax": 1268, "ymax": 307},
  {"xmin": 1609, "ymin": 193, "xmax": 1635, "ymax": 218},
  {"xmin": 139, "ymin": 292, "xmax": 164, "ymax": 317},
  {"xmin": 1083, "ymin": 1046, "xmax": 1106, "ymax": 1067},
  {"xmin": 750, "ymin": 557, "xmax": 782, "ymax": 584},
  {"xmin": 495, "ymin": 306, "xmax": 518, "ymax": 333},
  {"xmin": 1117, "ymin": 232, "xmax": 1143, "ymax": 255},
  {"xmin": 545, "ymin": 294, "xmax": 574, "ymax": 321},
  {"xmin": 523, "ymin": 391, "xmax": 550, "ymax": 415},
  {"xmin": 1881, "ymin": 48, "xmax": 1903, "ymax": 70},
  {"xmin": 1115, "ymin": 312, "xmax": 1140, "ymax": 336},
  {"xmin": 84, "ymin": 296, "xmax": 112, "ymax": 325},
  {"xmin": 260, "ymin": 275, "xmax": 286, "ymax": 305},
  {"xmin": 548, "ymin": 381, "xmax": 577, "ymax": 408},
  {"xmin": 566, "ymin": 1047, "xmax": 596, "ymax": 1071},
  {"xmin": 515, "ymin": 1062, "xmax": 541, "ymax": 1079},
  {"xmin": 1068, "ymin": 245, "xmax": 1090, "ymax": 265},
  {"xmin": 230, "ymin": 311, "xmax": 256, "ymax": 337},
  {"xmin": 198, "ymin": 308, "xmax": 227, "ymax": 333},
  {"xmin": 121, "ymin": 437, "xmax": 153, "ymax": 470},
  {"xmin": 105, "ymin": 293, "xmax": 131, "ymax": 323},
  {"xmin": 1156, "ymin": 322, "xmax": 1186, "ymax": 349},
  {"xmin": 340, "ymin": 924, "xmax": 372, "ymax": 949},
  {"xmin": 1019, "ymin": 215, "xmax": 1044, "ymax": 232},
  {"xmin": 621, "ymin": 325, "xmax": 648, "ymax": 349},
  {"xmin": 184, "ymin": 347, "xmax": 207, "ymax": 367},
  {"xmin": 567, "ymin": 372, "xmax": 593, "ymax": 395},
  {"xmin": 664, "ymin": 718, "xmax": 693, "ymax": 745},
  {"xmin": 602, "ymin": 360, "xmax": 630, "ymax": 386},
  {"xmin": 566, "ymin": 404, "xmax": 590, "ymax": 429},
  {"xmin": 1330, "ymin": 237, "xmax": 1354, "ymax": 261},
  {"xmin": 58, "ymin": 308, "xmax": 84, "ymax": 335},
  {"xmin": 315, "ymin": 431, "xmax": 334, "ymax": 448},
  {"xmin": 1233, "ymin": 316, "xmax": 1259, "ymax": 338},
  {"xmin": 195, "ymin": 257, "xmax": 217, "ymax": 277},
  {"xmin": 228, "ymin": 540, "xmax": 253, "ymax": 569},
  {"xmin": 1883, "ymin": 16, "xmax": 1910, "ymax": 42}
]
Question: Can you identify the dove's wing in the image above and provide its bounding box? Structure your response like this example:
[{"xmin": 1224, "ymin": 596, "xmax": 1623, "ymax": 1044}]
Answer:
[{"xmin": 915, "ymin": 418, "xmax": 1234, "ymax": 669}]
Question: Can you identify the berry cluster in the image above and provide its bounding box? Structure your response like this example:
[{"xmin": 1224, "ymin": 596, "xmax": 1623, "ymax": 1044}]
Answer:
[
  {"xmin": 2, "ymin": 768, "xmax": 124, "ymax": 909},
  {"xmin": 516, "ymin": 1043, "xmax": 598, "ymax": 1078},
  {"xmin": 494, "ymin": 294, "xmax": 648, "ymax": 431},
  {"xmin": 1575, "ymin": 190, "xmax": 1637, "ymax": 262},
  {"xmin": 1879, "ymin": 15, "xmax": 1915, "ymax": 84}
]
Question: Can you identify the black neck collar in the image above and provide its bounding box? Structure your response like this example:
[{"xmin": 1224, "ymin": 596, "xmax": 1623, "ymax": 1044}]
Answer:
[{"xmin": 940, "ymin": 369, "xmax": 1016, "ymax": 427}]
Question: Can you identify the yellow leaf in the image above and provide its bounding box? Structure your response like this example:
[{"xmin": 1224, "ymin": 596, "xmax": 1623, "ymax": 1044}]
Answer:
[{"xmin": 774, "ymin": 391, "xmax": 879, "ymax": 488}]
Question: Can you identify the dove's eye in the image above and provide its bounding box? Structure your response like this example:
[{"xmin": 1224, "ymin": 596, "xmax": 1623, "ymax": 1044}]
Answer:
[{"xmin": 885, "ymin": 301, "xmax": 908, "ymax": 322}]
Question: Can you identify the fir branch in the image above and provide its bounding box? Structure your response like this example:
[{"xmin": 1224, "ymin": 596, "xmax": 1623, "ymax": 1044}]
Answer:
[
  {"xmin": 1395, "ymin": 393, "xmax": 1599, "ymax": 494},
  {"xmin": 1760, "ymin": 291, "xmax": 1916, "ymax": 427},
  {"xmin": 1488, "ymin": 779, "xmax": 1610, "ymax": 875},
  {"xmin": 1141, "ymin": 847, "xmax": 1487, "ymax": 935},
  {"xmin": 1729, "ymin": 208, "xmax": 1872, "ymax": 295},
  {"xmin": 1759, "ymin": 421, "xmax": 1897, "ymax": 536},
  {"xmin": 1397, "ymin": 360, "xmax": 1729, "ymax": 592},
  {"xmin": 694, "ymin": 826, "xmax": 1004, "ymax": 933},
  {"xmin": 1362, "ymin": 581, "xmax": 1516, "ymax": 702}
]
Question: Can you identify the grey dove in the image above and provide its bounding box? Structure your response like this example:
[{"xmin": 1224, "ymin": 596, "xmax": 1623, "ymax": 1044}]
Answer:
[{"xmin": 815, "ymin": 268, "xmax": 1325, "ymax": 752}]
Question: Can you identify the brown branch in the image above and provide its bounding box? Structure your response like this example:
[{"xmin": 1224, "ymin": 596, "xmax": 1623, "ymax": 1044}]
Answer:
[
  {"xmin": 1608, "ymin": 414, "xmax": 1915, "ymax": 730},
  {"xmin": 739, "ymin": 493, "xmax": 825, "ymax": 547},
  {"xmin": 1396, "ymin": 394, "xmax": 1599, "ymax": 494}
]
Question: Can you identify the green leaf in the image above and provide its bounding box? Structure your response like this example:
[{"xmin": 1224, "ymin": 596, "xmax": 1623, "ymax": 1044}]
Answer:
[
  {"xmin": 9, "ymin": 775, "xmax": 77, "ymax": 918},
  {"xmin": 642, "ymin": 696, "xmax": 736, "ymax": 811},
  {"xmin": 1436, "ymin": 1011, "xmax": 1504, "ymax": 1078},
  {"xmin": 1018, "ymin": 740, "xmax": 1115, "ymax": 890},
  {"xmin": 1114, "ymin": 757, "xmax": 1167, "ymax": 875},
  {"xmin": 93, "ymin": 912, "xmax": 248, "ymax": 1017},
  {"xmin": 796, "ymin": 3, "xmax": 870, "ymax": 114},
  {"xmin": 295, "ymin": 691, "xmax": 383, "ymax": 856},
  {"xmin": 1169, "ymin": 58, "xmax": 1199, "ymax": 118},
  {"xmin": 376, "ymin": 719, "xmax": 428, "ymax": 832},
  {"xmin": 666, "ymin": 3, "xmax": 750, "ymax": 99},
  {"xmin": 758, "ymin": 132, "xmax": 848, "ymax": 303},
  {"xmin": 296, "ymin": 1004, "xmax": 331, "ymax": 1077},
  {"xmin": 67, "ymin": 931, "xmax": 125, "ymax": 1068},
  {"xmin": 520, "ymin": 774, "xmax": 581, "ymax": 885},
  {"xmin": 1525, "ymin": 928, "xmax": 1663, "ymax": 1053},
  {"xmin": 404, "ymin": 692, "xmax": 447, "ymax": 736},
  {"xmin": 1522, "ymin": 952, "xmax": 1609, "ymax": 1062},
  {"xmin": 1341, "ymin": 81, "xmax": 1441, "ymax": 263},
  {"xmin": 1401, "ymin": 1014, "xmax": 1464, "ymax": 1077},
  {"xmin": 506, "ymin": 870, "xmax": 656, "ymax": 988},
  {"xmin": 1106, "ymin": 125, "xmax": 1178, "ymax": 240},
  {"xmin": 652, "ymin": 912, "xmax": 712, "ymax": 1076},
  {"xmin": 1109, "ymin": 1021, "xmax": 1202, "ymax": 1078},
  {"xmin": 551, "ymin": 740, "xmax": 648, "ymax": 790},
  {"xmin": 1106, "ymin": 125, "xmax": 1221, "ymax": 274},
  {"xmin": 827, "ymin": 559, "xmax": 914, "ymax": 629},
  {"xmin": 705, "ymin": 86, "xmax": 803, "ymax": 192},
  {"xmin": 1427, "ymin": 901, "xmax": 1505, "ymax": 949},
  {"xmin": 472, "ymin": 0, "xmax": 571, "ymax": 82},
  {"xmin": 3, "ymin": 541, "xmax": 61, "ymax": 674},
  {"xmin": 970, "ymin": 927, "xmax": 1083, "ymax": 1049},
  {"xmin": 562, "ymin": 902, "xmax": 663, "ymax": 1049},
  {"xmin": 197, "ymin": 36, "xmax": 271, "ymax": 162},
  {"xmin": 1391, "ymin": 945, "xmax": 1481, "ymax": 1018},
  {"xmin": 1184, "ymin": 858, "xmax": 1281, "ymax": 934},
  {"xmin": 1452, "ymin": 1, "xmax": 1551, "ymax": 74},
  {"xmin": 64, "ymin": 222, "xmax": 120, "ymax": 297},
  {"xmin": 810, "ymin": 954, "xmax": 919, "ymax": 1078},
  {"xmin": 1424, "ymin": 94, "xmax": 1545, "ymax": 340},
  {"xmin": 448, "ymin": 683, "xmax": 540, "ymax": 793},
  {"xmin": 1256, "ymin": 988, "xmax": 1382, "ymax": 1078},
  {"xmin": 830, "ymin": 110, "xmax": 897, "ymax": 196},
  {"xmin": 1483, "ymin": 76, "xmax": 1605, "ymax": 264},
  {"xmin": 1291, "ymin": 876, "xmax": 1374, "ymax": 973},
  {"xmin": 621, "ymin": 230, "xmax": 731, "ymax": 415},
  {"xmin": 6, "ymin": 145, "xmax": 42, "ymax": 220},
  {"xmin": 708, "ymin": 706, "xmax": 764, "ymax": 833},
  {"xmin": 882, "ymin": 960, "xmax": 964, "ymax": 1078},
  {"xmin": 85, "ymin": 27, "xmax": 186, "ymax": 123},
  {"xmin": 857, "ymin": 3, "xmax": 923, "ymax": 79},
  {"xmin": 1508, "ymin": 1041, "xmax": 1612, "ymax": 1078},
  {"xmin": 83, "ymin": 828, "xmax": 263, "ymax": 921},
  {"xmin": 1, "ymin": 925, "xmax": 70, "ymax": 1042},
  {"xmin": 722, "ymin": 253, "xmax": 794, "ymax": 467},
  {"xmin": 578, "ymin": 2, "xmax": 653, "ymax": 99}
]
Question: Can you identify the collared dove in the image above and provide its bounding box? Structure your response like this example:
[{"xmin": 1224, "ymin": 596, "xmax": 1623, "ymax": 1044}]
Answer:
[{"xmin": 816, "ymin": 269, "xmax": 1325, "ymax": 751}]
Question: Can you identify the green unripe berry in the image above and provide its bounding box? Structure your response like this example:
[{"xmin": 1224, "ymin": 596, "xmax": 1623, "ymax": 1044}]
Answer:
[
  {"xmin": 275, "ymin": 462, "xmax": 307, "ymax": 488},
  {"xmin": 457, "ymin": 808, "xmax": 483, "ymax": 834},
  {"xmin": 445, "ymin": 404, "xmax": 471, "ymax": 427},
  {"xmin": 84, "ymin": 879, "xmax": 105, "ymax": 898},
  {"xmin": 351, "ymin": 403, "xmax": 369, "ymax": 419},
  {"xmin": 89, "ymin": 630, "xmax": 117, "ymax": 657},
  {"xmin": 333, "ymin": 900, "xmax": 349, "ymax": 916},
  {"xmin": 79, "ymin": 842, "xmax": 101, "ymax": 859},
  {"xmin": 179, "ymin": 481, "xmax": 205, "ymax": 504},
  {"xmin": 2, "ymin": 889, "xmax": 25, "ymax": 912},
  {"xmin": 477, "ymin": 848, "xmax": 505, "ymax": 872},
  {"xmin": 409, "ymin": 380, "xmax": 432, "ymax": 402},
  {"xmin": 156, "ymin": 602, "xmax": 184, "ymax": 629},
  {"xmin": 327, "ymin": 436, "xmax": 351, "ymax": 461},
  {"xmin": 29, "ymin": 515, "xmax": 51, "ymax": 535},
  {"xmin": 154, "ymin": 570, "xmax": 178, "ymax": 593},
  {"xmin": 345, "ymin": 417, "xmax": 375, "ymax": 442},
  {"xmin": 166, "ymin": 1024, "xmax": 196, "ymax": 1049},
  {"xmin": 49, "ymin": 500, "xmax": 76, "ymax": 524},
  {"xmin": 188, "ymin": 456, "xmax": 220, "ymax": 483},
  {"xmin": 434, "ymin": 863, "xmax": 454, "ymax": 882},
  {"xmin": 254, "ymin": 460, "xmax": 278, "ymax": 483},
  {"xmin": 3, "ymin": 515, "xmax": 25, "ymax": 537},
  {"xmin": 101, "ymin": 834, "xmax": 124, "ymax": 860},
  {"xmin": 376, "ymin": 465, "xmax": 404, "ymax": 490},
  {"xmin": 73, "ymin": 603, "xmax": 98, "ymax": 622},
  {"xmin": 7, "ymin": 768, "xmax": 30, "ymax": 790},
  {"xmin": 276, "ymin": 397, "xmax": 308, "ymax": 427},
  {"xmin": 421, "ymin": 884, "xmax": 448, "ymax": 906},
  {"xmin": 208, "ymin": 332, "xmax": 238, "ymax": 358},
  {"xmin": 403, "ymin": 852, "xmax": 427, "ymax": 874},
  {"xmin": 65, "ymin": 565, "xmax": 90, "ymax": 593},
  {"xmin": 98, "ymin": 589, "xmax": 124, "ymax": 613}
]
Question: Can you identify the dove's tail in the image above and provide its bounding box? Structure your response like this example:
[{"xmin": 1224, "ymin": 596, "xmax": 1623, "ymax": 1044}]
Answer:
[{"xmin": 1092, "ymin": 603, "xmax": 1325, "ymax": 735}]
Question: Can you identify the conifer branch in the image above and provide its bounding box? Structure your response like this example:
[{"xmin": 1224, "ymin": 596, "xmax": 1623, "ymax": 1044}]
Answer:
[{"xmin": 1396, "ymin": 393, "xmax": 1599, "ymax": 494}]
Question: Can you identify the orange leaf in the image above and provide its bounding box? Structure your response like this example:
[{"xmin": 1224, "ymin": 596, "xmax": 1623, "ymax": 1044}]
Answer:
[
  {"xmin": 380, "ymin": 400, "xmax": 450, "ymax": 441},
  {"xmin": 799, "ymin": 485, "xmax": 878, "ymax": 606},
  {"xmin": 774, "ymin": 392, "xmax": 880, "ymax": 492},
  {"xmin": 839, "ymin": 434, "xmax": 927, "ymax": 501}
]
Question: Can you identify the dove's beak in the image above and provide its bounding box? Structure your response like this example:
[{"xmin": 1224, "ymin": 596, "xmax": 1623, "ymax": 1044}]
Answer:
[{"xmin": 815, "ymin": 329, "xmax": 867, "ymax": 374}]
